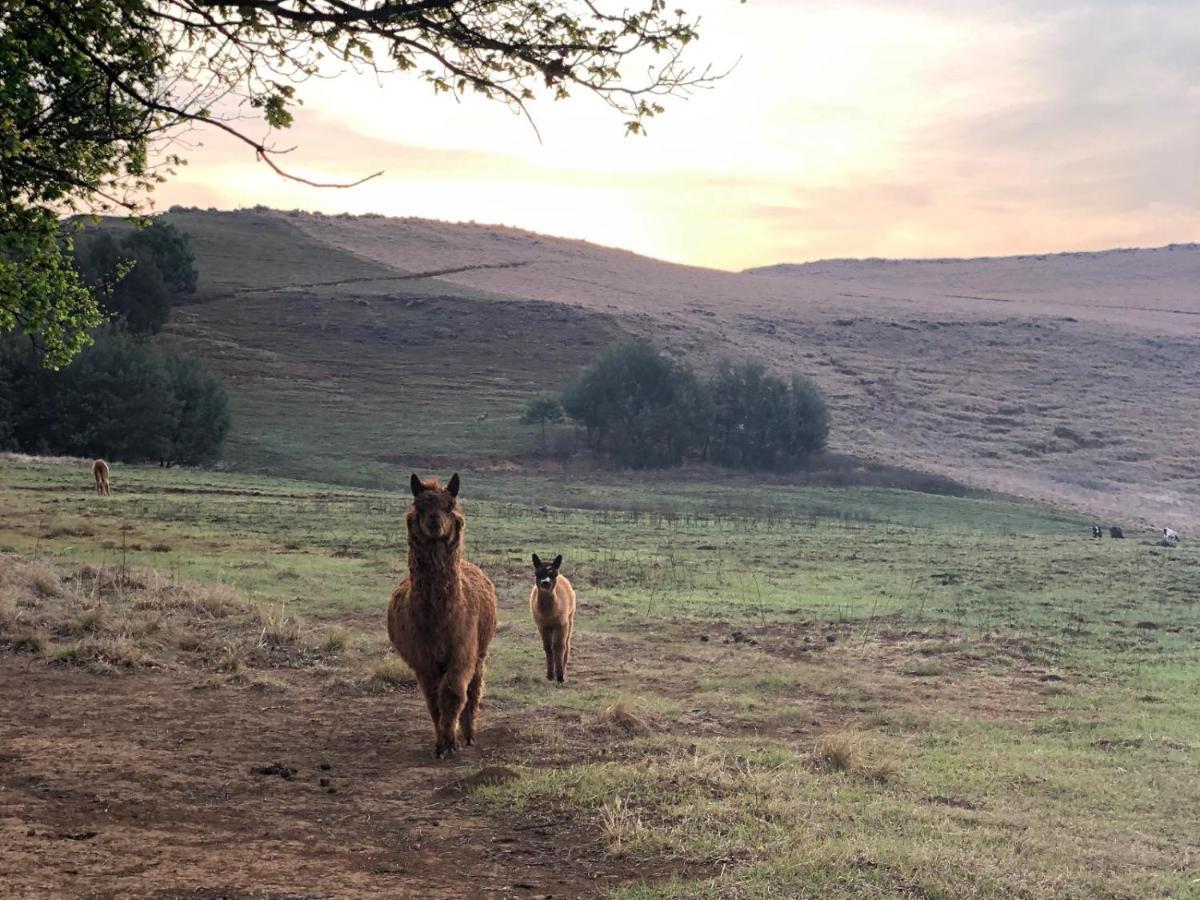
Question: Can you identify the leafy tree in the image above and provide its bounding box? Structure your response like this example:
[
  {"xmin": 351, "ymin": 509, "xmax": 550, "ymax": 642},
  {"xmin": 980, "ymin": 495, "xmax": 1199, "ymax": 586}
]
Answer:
[
  {"xmin": 162, "ymin": 355, "xmax": 230, "ymax": 465},
  {"xmin": 1, "ymin": 2, "xmax": 163, "ymax": 365},
  {"xmin": 706, "ymin": 362, "xmax": 829, "ymax": 468},
  {"xmin": 125, "ymin": 221, "xmax": 197, "ymax": 299},
  {"xmin": 2, "ymin": 0, "xmax": 716, "ymax": 363},
  {"xmin": 521, "ymin": 394, "xmax": 564, "ymax": 438},
  {"xmin": 563, "ymin": 341, "xmax": 705, "ymax": 467},
  {"xmin": 73, "ymin": 221, "xmax": 196, "ymax": 334}
]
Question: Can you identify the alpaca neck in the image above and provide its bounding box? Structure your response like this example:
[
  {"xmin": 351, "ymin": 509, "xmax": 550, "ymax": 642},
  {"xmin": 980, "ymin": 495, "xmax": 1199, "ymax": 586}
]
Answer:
[{"xmin": 408, "ymin": 535, "xmax": 463, "ymax": 607}]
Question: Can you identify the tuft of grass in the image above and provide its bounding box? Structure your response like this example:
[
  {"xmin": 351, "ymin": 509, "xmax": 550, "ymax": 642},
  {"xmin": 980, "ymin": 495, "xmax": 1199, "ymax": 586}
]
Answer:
[
  {"xmin": 74, "ymin": 606, "xmax": 106, "ymax": 635},
  {"xmin": 51, "ymin": 637, "xmax": 147, "ymax": 672},
  {"xmin": 257, "ymin": 604, "xmax": 301, "ymax": 647},
  {"xmin": 812, "ymin": 731, "xmax": 895, "ymax": 781},
  {"xmin": 317, "ymin": 626, "xmax": 350, "ymax": 655},
  {"xmin": 5, "ymin": 632, "xmax": 45, "ymax": 653},
  {"xmin": 906, "ymin": 660, "xmax": 945, "ymax": 677},
  {"xmin": 26, "ymin": 563, "xmax": 62, "ymax": 598},
  {"xmin": 366, "ymin": 653, "xmax": 415, "ymax": 690},
  {"xmin": 813, "ymin": 731, "xmax": 863, "ymax": 774},
  {"xmin": 597, "ymin": 697, "xmax": 655, "ymax": 736},
  {"xmin": 600, "ymin": 796, "xmax": 645, "ymax": 857}
]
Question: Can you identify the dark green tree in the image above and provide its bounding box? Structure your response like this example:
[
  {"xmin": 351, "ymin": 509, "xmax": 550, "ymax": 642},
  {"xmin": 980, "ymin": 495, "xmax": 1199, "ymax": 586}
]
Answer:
[
  {"xmin": 2, "ymin": 0, "xmax": 717, "ymax": 364},
  {"xmin": 0, "ymin": 332, "xmax": 230, "ymax": 463},
  {"xmin": 521, "ymin": 394, "xmax": 565, "ymax": 438},
  {"xmin": 563, "ymin": 341, "xmax": 705, "ymax": 467},
  {"xmin": 125, "ymin": 221, "xmax": 197, "ymax": 299},
  {"xmin": 74, "ymin": 220, "xmax": 195, "ymax": 334},
  {"xmin": 162, "ymin": 355, "xmax": 231, "ymax": 465},
  {"xmin": 706, "ymin": 361, "xmax": 828, "ymax": 468}
]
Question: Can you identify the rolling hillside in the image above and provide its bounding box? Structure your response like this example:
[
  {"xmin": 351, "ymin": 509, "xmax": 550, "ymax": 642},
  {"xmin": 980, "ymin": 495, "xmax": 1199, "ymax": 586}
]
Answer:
[{"xmin": 159, "ymin": 208, "xmax": 1200, "ymax": 528}]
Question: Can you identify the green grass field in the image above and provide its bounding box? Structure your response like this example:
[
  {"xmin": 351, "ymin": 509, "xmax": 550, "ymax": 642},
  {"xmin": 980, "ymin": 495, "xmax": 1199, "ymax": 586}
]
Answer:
[{"xmin": 2, "ymin": 455, "xmax": 1197, "ymax": 897}]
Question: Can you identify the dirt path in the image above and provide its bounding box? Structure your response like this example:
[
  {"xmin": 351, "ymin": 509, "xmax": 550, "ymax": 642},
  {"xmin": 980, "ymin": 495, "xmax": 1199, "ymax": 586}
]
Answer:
[{"xmin": 0, "ymin": 656, "xmax": 636, "ymax": 899}]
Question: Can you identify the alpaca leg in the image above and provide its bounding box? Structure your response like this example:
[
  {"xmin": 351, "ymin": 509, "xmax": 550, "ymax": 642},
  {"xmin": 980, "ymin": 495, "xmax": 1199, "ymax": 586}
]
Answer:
[
  {"xmin": 552, "ymin": 632, "xmax": 567, "ymax": 683},
  {"xmin": 435, "ymin": 674, "xmax": 468, "ymax": 759},
  {"xmin": 460, "ymin": 668, "xmax": 485, "ymax": 746},
  {"xmin": 542, "ymin": 629, "xmax": 555, "ymax": 681},
  {"xmin": 562, "ymin": 618, "xmax": 573, "ymax": 680},
  {"xmin": 418, "ymin": 677, "xmax": 440, "ymax": 728}
]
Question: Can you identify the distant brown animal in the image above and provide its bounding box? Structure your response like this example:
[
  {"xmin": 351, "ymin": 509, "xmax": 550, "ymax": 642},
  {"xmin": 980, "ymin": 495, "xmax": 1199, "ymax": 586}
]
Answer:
[
  {"xmin": 91, "ymin": 459, "xmax": 111, "ymax": 496},
  {"xmin": 387, "ymin": 473, "xmax": 497, "ymax": 759},
  {"xmin": 1110, "ymin": 525, "xmax": 1124, "ymax": 539},
  {"xmin": 529, "ymin": 553, "xmax": 576, "ymax": 684}
]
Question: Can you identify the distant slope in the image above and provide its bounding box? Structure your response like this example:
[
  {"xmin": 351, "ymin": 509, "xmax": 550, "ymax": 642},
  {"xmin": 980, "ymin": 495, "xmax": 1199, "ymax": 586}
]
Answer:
[
  {"xmin": 160, "ymin": 209, "xmax": 1200, "ymax": 528},
  {"xmin": 158, "ymin": 209, "xmax": 629, "ymax": 486}
]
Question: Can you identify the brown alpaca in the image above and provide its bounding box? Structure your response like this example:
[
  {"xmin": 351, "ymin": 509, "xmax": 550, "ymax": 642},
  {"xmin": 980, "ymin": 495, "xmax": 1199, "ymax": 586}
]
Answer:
[
  {"xmin": 529, "ymin": 553, "xmax": 576, "ymax": 683},
  {"xmin": 91, "ymin": 459, "xmax": 111, "ymax": 496},
  {"xmin": 387, "ymin": 473, "xmax": 497, "ymax": 759}
]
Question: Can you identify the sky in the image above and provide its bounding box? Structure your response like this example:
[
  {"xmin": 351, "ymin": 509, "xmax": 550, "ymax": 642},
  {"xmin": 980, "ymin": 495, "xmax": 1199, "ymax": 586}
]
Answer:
[{"xmin": 156, "ymin": 0, "xmax": 1200, "ymax": 271}]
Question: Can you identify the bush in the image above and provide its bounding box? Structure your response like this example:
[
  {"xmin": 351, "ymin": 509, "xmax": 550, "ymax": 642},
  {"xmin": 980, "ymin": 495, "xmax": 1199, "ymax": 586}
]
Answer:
[{"xmin": 556, "ymin": 343, "xmax": 828, "ymax": 470}]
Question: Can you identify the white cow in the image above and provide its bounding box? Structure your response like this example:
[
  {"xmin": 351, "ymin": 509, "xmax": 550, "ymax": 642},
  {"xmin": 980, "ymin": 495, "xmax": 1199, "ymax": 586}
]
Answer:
[{"xmin": 1162, "ymin": 528, "xmax": 1180, "ymax": 543}]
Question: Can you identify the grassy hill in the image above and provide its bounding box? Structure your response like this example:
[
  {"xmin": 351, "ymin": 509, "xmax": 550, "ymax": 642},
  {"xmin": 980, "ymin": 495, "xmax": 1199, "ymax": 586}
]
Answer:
[
  {"xmin": 157, "ymin": 209, "xmax": 629, "ymax": 485},
  {"xmin": 154, "ymin": 208, "xmax": 1200, "ymax": 527}
]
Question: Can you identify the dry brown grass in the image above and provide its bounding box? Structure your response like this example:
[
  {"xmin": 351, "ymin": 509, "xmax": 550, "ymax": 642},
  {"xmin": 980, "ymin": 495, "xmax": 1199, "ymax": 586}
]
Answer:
[
  {"xmin": 812, "ymin": 731, "xmax": 896, "ymax": 781},
  {"xmin": 257, "ymin": 604, "xmax": 301, "ymax": 647},
  {"xmin": 0, "ymin": 554, "xmax": 356, "ymax": 676},
  {"xmin": 596, "ymin": 697, "xmax": 656, "ymax": 736},
  {"xmin": 599, "ymin": 796, "xmax": 645, "ymax": 857},
  {"xmin": 365, "ymin": 653, "xmax": 415, "ymax": 691}
]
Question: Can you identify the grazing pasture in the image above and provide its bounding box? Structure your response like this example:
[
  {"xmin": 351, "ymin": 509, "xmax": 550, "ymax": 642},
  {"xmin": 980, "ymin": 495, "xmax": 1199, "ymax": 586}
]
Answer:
[{"xmin": 0, "ymin": 456, "xmax": 1197, "ymax": 897}]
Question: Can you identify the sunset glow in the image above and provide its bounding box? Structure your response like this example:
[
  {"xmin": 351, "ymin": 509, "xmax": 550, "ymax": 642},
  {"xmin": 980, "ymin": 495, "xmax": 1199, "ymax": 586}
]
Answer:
[{"xmin": 157, "ymin": 0, "xmax": 1200, "ymax": 270}]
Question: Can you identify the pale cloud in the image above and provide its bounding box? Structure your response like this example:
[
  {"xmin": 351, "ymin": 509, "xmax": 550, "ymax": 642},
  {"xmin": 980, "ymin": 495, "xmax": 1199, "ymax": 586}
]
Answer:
[{"xmin": 157, "ymin": 0, "xmax": 1200, "ymax": 269}]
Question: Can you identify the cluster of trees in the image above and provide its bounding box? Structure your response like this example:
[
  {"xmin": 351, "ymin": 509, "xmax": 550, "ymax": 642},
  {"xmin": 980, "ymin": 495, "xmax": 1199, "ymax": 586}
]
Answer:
[
  {"xmin": 0, "ymin": 331, "xmax": 229, "ymax": 465},
  {"xmin": 0, "ymin": 218, "xmax": 229, "ymax": 465},
  {"xmin": 525, "ymin": 342, "xmax": 829, "ymax": 469},
  {"xmin": 73, "ymin": 221, "xmax": 197, "ymax": 334}
]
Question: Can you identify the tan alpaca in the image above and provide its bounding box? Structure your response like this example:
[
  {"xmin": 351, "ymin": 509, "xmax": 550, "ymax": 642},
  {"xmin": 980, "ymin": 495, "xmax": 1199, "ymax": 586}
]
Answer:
[
  {"xmin": 91, "ymin": 459, "xmax": 111, "ymax": 496},
  {"xmin": 529, "ymin": 553, "xmax": 576, "ymax": 683},
  {"xmin": 387, "ymin": 473, "xmax": 497, "ymax": 759}
]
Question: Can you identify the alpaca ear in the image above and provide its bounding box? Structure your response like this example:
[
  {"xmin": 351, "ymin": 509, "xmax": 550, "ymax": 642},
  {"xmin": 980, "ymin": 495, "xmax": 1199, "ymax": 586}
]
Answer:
[
  {"xmin": 553, "ymin": 555, "xmax": 562, "ymax": 570},
  {"xmin": 410, "ymin": 473, "xmax": 425, "ymax": 496},
  {"xmin": 447, "ymin": 472, "xmax": 460, "ymax": 497},
  {"xmin": 532, "ymin": 553, "xmax": 542, "ymax": 568}
]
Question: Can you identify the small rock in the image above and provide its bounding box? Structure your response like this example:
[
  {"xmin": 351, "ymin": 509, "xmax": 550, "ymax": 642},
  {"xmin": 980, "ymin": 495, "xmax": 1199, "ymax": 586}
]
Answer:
[
  {"xmin": 254, "ymin": 762, "xmax": 297, "ymax": 780},
  {"xmin": 699, "ymin": 634, "xmax": 709, "ymax": 642},
  {"xmin": 319, "ymin": 762, "xmax": 332, "ymax": 771}
]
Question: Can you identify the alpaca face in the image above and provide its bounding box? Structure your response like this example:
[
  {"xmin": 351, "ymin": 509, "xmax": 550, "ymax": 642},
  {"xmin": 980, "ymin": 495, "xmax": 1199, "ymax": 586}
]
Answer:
[
  {"xmin": 532, "ymin": 553, "xmax": 563, "ymax": 590},
  {"xmin": 409, "ymin": 473, "xmax": 463, "ymax": 542}
]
